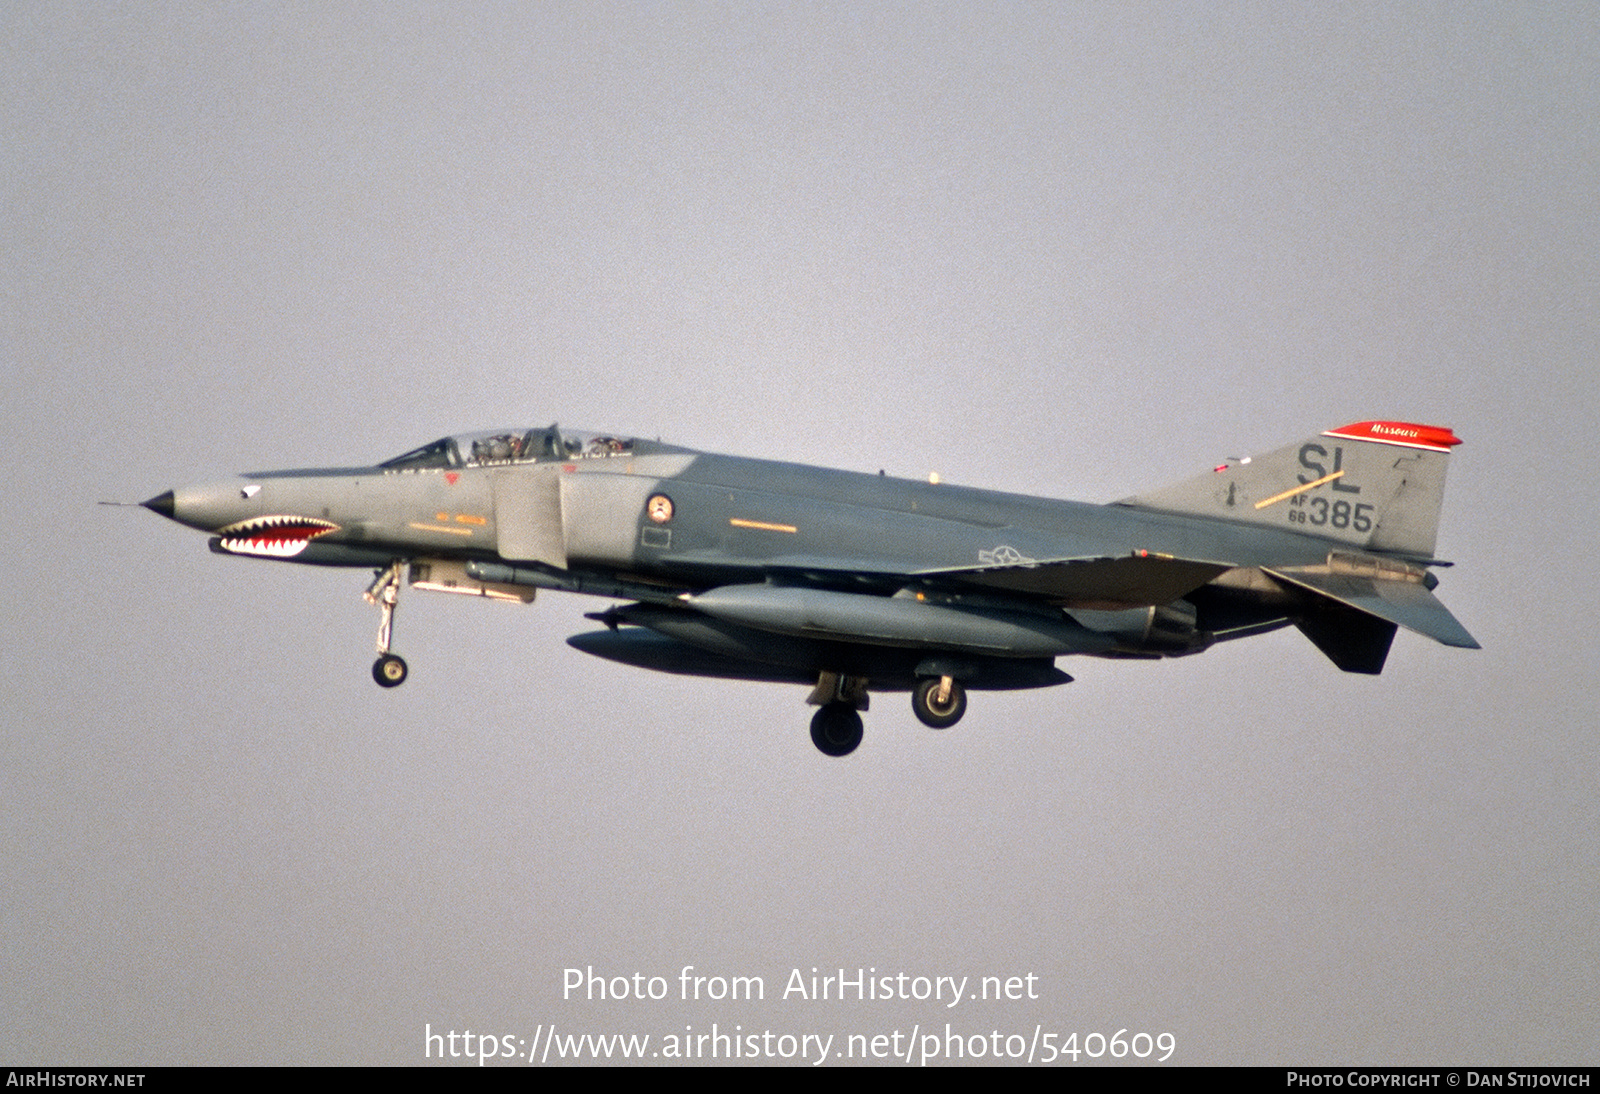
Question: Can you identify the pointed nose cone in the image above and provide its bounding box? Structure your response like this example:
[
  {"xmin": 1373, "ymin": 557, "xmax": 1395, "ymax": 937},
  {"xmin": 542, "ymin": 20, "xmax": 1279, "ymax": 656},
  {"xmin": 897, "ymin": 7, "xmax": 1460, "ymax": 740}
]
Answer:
[
  {"xmin": 144, "ymin": 479, "xmax": 266, "ymax": 533},
  {"xmin": 142, "ymin": 491, "xmax": 176, "ymax": 519}
]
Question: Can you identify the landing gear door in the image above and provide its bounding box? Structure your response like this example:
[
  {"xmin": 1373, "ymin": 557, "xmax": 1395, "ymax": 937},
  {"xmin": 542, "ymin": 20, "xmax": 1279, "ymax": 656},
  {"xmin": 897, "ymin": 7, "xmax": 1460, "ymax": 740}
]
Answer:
[{"xmin": 491, "ymin": 467, "xmax": 568, "ymax": 568}]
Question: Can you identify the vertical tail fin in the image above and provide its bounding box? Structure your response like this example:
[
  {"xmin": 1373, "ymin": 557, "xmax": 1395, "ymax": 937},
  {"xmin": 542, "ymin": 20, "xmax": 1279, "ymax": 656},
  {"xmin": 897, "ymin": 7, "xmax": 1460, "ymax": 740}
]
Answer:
[{"xmin": 1121, "ymin": 421, "xmax": 1463, "ymax": 559}]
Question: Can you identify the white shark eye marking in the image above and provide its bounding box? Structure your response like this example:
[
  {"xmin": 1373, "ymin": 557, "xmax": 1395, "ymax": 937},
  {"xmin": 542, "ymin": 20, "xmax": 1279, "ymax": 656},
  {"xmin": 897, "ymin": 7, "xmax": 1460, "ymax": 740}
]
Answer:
[
  {"xmin": 215, "ymin": 515, "xmax": 339, "ymax": 557},
  {"xmin": 240, "ymin": 484, "xmax": 261, "ymax": 499}
]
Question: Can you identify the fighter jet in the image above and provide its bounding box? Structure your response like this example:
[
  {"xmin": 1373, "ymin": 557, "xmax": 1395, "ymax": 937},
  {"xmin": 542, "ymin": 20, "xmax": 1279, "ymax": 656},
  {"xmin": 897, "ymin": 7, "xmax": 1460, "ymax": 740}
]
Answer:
[{"xmin": 142, "ymin": 420, "xmax": 1477, "ymax": 756}]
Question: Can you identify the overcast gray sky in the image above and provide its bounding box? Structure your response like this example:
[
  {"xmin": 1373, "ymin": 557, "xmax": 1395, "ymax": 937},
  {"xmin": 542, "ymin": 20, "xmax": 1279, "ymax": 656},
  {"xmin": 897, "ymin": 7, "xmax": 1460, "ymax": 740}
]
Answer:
[{"xmin": 5, "ymin": 2, "xmax": 1597, "ymax": 1066}]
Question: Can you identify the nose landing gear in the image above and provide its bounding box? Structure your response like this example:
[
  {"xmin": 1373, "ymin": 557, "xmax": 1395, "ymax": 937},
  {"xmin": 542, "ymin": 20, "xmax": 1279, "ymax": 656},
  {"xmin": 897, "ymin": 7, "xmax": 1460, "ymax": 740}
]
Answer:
[
  {"xmin": 372, "ymin": 652, "xmax": 408, "ymax": 687},
  {"xmin": 365, "ymin": 561, "xmax": 408, "ymax": 688}
]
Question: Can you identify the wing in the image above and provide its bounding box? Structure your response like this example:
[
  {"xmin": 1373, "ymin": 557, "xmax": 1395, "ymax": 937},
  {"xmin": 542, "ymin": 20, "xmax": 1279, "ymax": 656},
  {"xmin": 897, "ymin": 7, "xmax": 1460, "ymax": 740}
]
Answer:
[
  {"xmin": 915, "ymin": 554, "xmax": 1232, "ymax": 608},
  {"xmin": 665, "ymin": 547, "xmax": 1231, "ymax": 610}
]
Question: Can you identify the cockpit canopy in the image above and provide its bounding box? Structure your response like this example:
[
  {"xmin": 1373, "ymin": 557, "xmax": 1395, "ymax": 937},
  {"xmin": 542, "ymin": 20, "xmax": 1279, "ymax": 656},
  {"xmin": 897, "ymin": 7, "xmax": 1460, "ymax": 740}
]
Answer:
[{"xmin": 379, "ymin": 425, "xmax": 636, "ymax": 471}]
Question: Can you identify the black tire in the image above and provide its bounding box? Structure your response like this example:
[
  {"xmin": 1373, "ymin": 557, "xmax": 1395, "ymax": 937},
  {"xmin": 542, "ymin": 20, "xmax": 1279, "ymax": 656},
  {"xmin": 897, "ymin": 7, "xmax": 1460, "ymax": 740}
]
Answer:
[
  {"xmin": 373, "ymin": 653, "xmax": 408, "ymax": 688},
  {"xmin": 912, "ymin": 677, "xmax": 966, "ymax": 729},
  {"xmin": 809, "ymin": 703, "xmax": 864, "ymax": 757}
]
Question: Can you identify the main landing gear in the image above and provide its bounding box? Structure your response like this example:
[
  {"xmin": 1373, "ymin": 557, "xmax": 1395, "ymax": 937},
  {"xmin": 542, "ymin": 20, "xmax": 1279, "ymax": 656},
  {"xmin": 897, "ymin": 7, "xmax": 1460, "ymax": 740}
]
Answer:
[
  {"xmin": 365, "ymin": 561, "xmax": 408, "ymax": 688},
  {"xmin": 807, "ymin": 672, "xmax": 869, "ymax": 757},
  {"xmin": 810, "ymin": 704, "xmax": 864, "ymax": 757},
  {"xmin": 912, "ymin": 676, "xmax": 967, "ymax": 729},
  {"xmin": 803, "ymin": 672, "xmax": 971, "ymax": 754}
]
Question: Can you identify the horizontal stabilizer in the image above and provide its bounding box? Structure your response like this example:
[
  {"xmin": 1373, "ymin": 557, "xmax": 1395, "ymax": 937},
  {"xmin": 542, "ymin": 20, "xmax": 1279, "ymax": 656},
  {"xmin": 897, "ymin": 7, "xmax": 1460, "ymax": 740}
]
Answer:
[
  {"xmin": 921, "ymin": 554, "xmax": 1230, "ymax": 608},
  {"xmin": 1264, "ymin": 566, "xmax": 1480, "ymax": 649}
]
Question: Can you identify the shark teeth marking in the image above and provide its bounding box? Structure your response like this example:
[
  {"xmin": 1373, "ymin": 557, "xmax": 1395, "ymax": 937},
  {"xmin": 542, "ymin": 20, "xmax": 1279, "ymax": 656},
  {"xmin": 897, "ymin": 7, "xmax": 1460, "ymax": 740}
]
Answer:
[{"xmin": 216, "ymin": 515, "xmax": 339, "ymax": 557}]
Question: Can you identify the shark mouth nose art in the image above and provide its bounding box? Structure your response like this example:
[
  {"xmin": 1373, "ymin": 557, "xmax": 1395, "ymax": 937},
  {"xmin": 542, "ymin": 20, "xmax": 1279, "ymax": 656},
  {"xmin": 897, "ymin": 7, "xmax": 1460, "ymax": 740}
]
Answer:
[{"xmin": 215, "ymin": 515, "xmax": 339, "ymax": 558}]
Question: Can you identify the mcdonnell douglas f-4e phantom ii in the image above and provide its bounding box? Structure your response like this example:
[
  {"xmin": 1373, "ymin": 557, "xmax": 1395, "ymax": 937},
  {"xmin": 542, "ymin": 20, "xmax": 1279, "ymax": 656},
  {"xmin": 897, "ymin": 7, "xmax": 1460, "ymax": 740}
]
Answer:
[{"xmin": 143, "ymin": 420, "xmax": 1477, "ymax": 756}]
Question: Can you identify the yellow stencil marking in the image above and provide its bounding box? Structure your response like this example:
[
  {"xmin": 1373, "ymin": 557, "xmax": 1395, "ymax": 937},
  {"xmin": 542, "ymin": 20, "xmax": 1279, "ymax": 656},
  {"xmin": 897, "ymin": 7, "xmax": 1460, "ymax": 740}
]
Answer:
[
  {"xmin": 408, "ymin": 522, "xmax": 475, "ymax": 537},
  {"xmin": 1254, "ymin": 470, "xmax": 1344, "ymax": 509},
  {"xmin": 729, "ymin": 517, "xmax": 798, "ymax": 534},
  {"xmin": 454, "ymin": 514, "xmax": 487, "ymax": 526}
]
